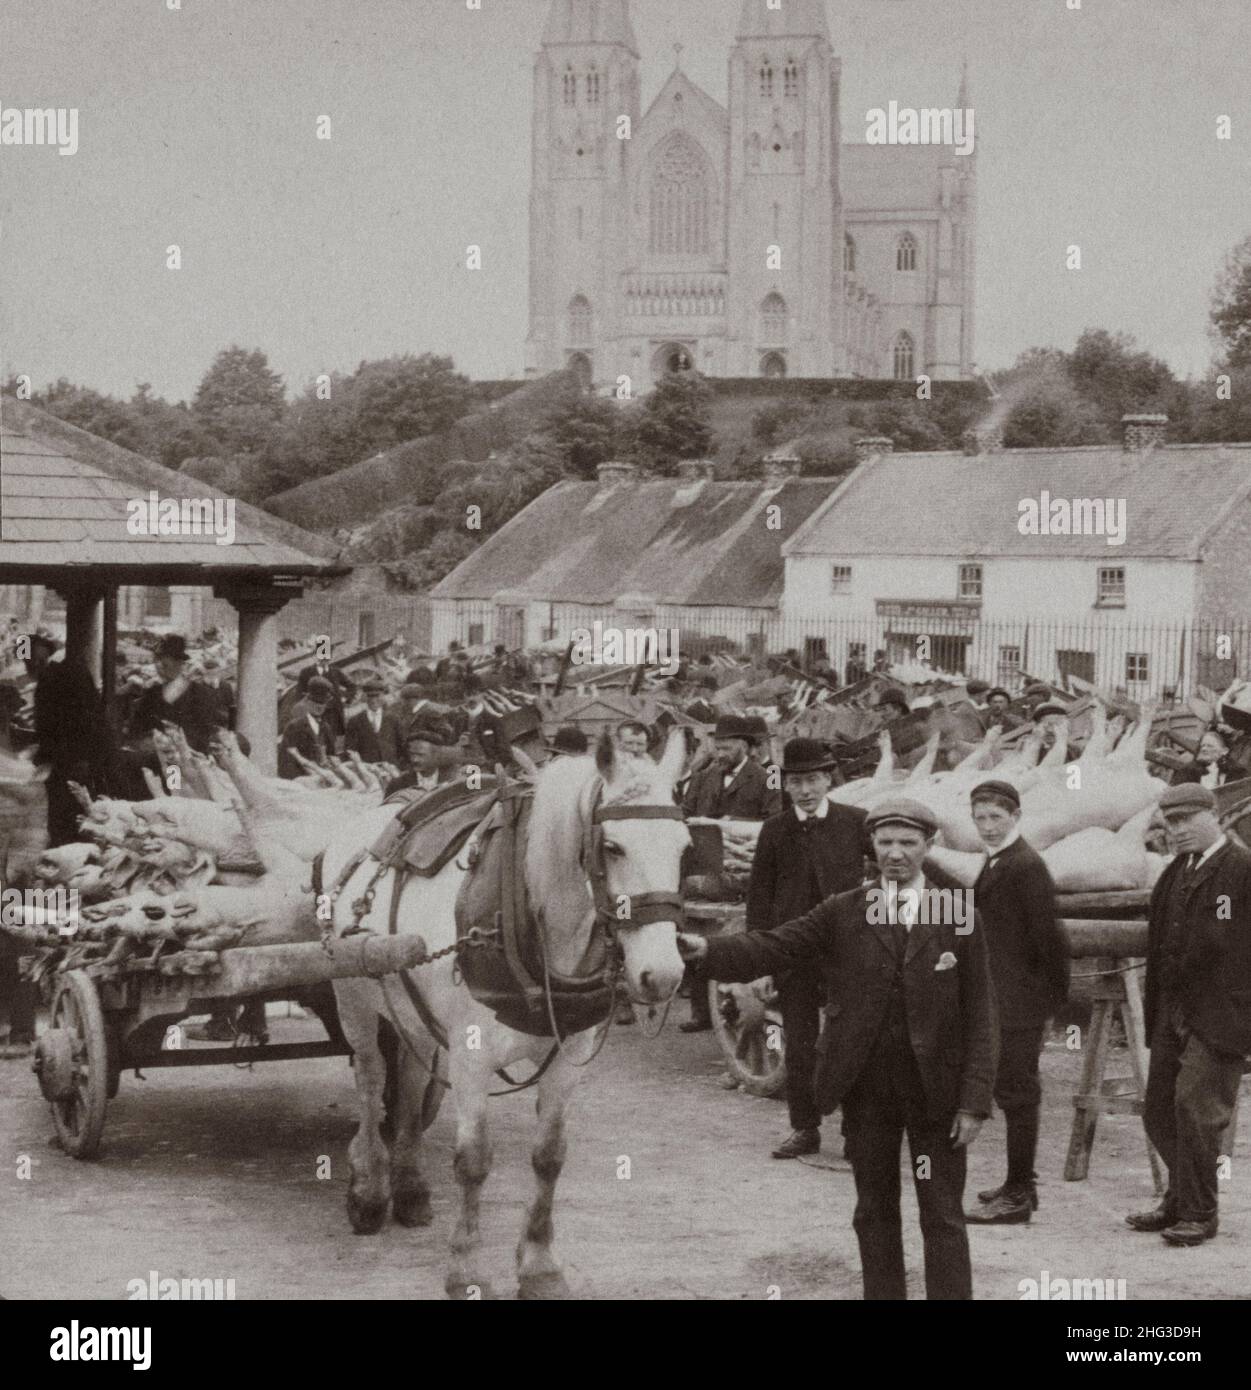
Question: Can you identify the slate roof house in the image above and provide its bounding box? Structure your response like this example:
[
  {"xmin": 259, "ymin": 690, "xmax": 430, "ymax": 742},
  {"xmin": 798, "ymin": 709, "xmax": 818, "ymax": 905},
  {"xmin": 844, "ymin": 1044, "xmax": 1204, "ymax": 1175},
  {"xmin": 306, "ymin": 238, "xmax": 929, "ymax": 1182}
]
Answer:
[
  {"xmin": 428, "ymin": 457, "xmax": 837, "ymax": 656},
  {"xmin": 781, "ymin": 416, "xmax": 1251, "ymax": 697}
]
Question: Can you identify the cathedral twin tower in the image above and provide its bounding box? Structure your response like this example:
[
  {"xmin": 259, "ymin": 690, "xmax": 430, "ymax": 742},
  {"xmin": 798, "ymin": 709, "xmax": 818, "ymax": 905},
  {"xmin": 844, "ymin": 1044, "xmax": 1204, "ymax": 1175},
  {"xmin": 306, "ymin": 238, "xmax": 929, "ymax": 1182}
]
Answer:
[{"xmin": 525, "ymin": 0, "xmax": 976, "ymax": 390}]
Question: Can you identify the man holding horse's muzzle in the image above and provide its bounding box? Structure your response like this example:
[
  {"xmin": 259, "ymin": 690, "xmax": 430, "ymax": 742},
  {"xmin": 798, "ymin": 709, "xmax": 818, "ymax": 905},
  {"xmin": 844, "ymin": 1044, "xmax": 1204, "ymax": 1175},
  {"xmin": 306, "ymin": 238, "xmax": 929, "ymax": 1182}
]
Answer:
[{"xmin": 679, "ymin": 797, "xmax": 995, "ymax": 1300}]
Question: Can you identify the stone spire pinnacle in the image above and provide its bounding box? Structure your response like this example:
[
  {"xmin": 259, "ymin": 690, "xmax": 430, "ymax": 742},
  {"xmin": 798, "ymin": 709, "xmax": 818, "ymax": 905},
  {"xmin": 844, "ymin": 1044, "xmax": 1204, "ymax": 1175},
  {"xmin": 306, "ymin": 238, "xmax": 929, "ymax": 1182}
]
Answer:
[
  {"xmin": 736, "ymin": 0, "xmax": 830, "ymax": 41},
  {"xmin": 542, "ymin": 0, "xmax": 638, "ymax": 52}
]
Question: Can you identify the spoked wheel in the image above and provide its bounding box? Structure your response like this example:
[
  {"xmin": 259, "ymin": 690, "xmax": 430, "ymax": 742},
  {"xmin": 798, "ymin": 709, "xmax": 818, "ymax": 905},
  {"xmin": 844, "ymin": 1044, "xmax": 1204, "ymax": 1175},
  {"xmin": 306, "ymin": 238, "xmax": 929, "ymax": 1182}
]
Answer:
[
  {"xmin": 43, "ymin": 971, "xmax": 110, "ymax": 1158},
  {"xmin": 708, "ymin": 977, "xmax": 786, "ymax": 1098}
]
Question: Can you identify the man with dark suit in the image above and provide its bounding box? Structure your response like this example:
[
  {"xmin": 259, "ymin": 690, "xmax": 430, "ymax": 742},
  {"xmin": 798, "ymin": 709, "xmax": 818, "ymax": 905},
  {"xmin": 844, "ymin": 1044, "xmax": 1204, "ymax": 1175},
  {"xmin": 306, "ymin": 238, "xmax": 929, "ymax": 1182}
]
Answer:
[
  {"xmin": 278, "ymin": 676, "xmax": 335, "ymax": 779},
  {"xmin": 962, "ymin": 779, "xmax": 1069, "ymax": 1225},
  {"xmin": 1174, "ymin": 728, "xmax": 1239, "ymax": 789},
  {"xmin": 681, "ymin": 715, "xmax": 782, "ymax": 820},
  {"xmin": 679, "ymin": 797, "xmax": 995, "ymax": 1300},
  {"xmin": 1127, "ymin": 782, "xmax": 1251, "ymax": 1246},
  {"xmin": 383, "ymin": 717, "xmax": 463, "ymax": 799},
  {"xmin": 744, "ymin": 738, "xmax": 869, "ymax": 1158},
  {"xmin": 983, "ymin": 687, "xmax": 1023, "ymax": 734},
  {"xmin": 344, "ymin": 677, "xmax": 404, "ymax": 765},
  {"xmin": 296, "ymin": 645, "xmax": 351, "ymax": 739}
]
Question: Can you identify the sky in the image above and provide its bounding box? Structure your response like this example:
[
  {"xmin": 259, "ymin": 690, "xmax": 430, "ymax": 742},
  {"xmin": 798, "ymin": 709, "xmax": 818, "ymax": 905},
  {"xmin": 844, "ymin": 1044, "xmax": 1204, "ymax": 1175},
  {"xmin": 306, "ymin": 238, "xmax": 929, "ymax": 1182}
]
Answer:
[{"xmin": 1, "ymin": 0, "xmax": 1249, "ymax": 404}]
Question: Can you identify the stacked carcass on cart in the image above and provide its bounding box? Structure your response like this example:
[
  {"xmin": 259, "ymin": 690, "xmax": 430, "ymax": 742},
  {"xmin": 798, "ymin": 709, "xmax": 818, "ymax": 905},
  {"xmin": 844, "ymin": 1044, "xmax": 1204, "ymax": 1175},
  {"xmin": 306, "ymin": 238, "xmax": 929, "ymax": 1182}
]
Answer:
[{"xmin": 12, "ymin": 728, "xmax": 382, "ymax": 981}]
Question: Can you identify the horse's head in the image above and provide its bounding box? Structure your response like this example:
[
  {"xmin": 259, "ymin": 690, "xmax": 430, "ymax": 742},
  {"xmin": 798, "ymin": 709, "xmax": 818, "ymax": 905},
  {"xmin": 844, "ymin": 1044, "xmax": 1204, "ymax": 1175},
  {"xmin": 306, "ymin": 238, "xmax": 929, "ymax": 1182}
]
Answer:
[{"xmin": 587, "ymin": 730, "xmax": 690, "ymax": 1005}]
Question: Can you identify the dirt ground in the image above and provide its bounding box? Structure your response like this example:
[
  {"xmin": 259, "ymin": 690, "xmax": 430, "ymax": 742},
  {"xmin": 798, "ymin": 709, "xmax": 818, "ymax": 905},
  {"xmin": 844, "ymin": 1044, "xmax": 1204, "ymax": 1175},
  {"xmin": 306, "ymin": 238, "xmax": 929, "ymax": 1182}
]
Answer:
[{"xmin": 2, "ymin": 1011, "xmax": 1249, "ymax": 1301}]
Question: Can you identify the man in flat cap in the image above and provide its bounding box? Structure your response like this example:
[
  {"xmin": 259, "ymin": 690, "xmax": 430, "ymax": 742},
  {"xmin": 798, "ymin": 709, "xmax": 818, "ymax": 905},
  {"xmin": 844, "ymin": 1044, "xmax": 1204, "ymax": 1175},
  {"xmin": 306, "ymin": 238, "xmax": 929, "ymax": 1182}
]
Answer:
[
  {"xmin": 278, "ymin": 674, "xmax": 336, "ymax": 778},
  {"xmin": 680, "ymin": 797, "xmax": 994, "ymax": 1299},
  {"xmin": 344, "ymin": 677, "xmax": 404, "ymax": 766},
  {"xmin": 744, "ymin": 738, "xmax": 870, "ymax": 1158},
  {"xmin": 681, "ymin": 715, "xmax": 782, "ymax": 821},
  {"xmin": 963, "ymin": 780, "xmax": 1068, "ymax": 1225},
  {"xmin": 1128, "ymin": 782, "xmax": 1251, "ymax": 1246}
]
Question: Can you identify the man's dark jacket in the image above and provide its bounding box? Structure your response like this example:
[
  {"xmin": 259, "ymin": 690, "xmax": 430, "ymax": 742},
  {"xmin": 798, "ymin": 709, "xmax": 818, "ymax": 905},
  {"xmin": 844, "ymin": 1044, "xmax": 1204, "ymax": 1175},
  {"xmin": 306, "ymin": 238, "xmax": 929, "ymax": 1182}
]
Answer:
[
  {"xmin": 703, "ymin": 871, "xmax": 996, "ymax": 1121},
  {"xmin": 278, "ymin": 712, "xmax": 330, "ymax": 779},
  {"xmin": 682, "ymin": 758, "xmax": 781, "ymax": 820},
  {"xmin": 968, "ymin": 835, "xmax": 1069, "ymax": 1030},
  {"xmin": 1145, "ymin": 840, "xmax": 1251, "ymax": 1059},
  {"xmin": 746, "ymin": 802, "xmax": 871, "ymax": 932},
  {"xmin": 127, "ymin": 679, "xmax": 221, "ymax": 754},
  {"xmin": 344, "ymin": 708, "xmax": 404, "ymax": 765}
]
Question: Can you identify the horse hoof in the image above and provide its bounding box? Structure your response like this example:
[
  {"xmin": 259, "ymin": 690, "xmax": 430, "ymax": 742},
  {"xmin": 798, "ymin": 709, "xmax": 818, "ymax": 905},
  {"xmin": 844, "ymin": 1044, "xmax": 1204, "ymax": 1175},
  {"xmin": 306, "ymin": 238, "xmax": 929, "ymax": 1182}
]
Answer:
[
  {"xmin": 517, "ymin": 1271, "xmax": 572, "ymax": 1301},
  {"xmin": 392, "ymin": 1192, "xmax": 433, "ymax": 1228},
  {"xmin": 346, "ymin": 1191, "xmax": 389, "ymax": 1235},
  {"xmin": 446, "ymin": 1279, "xmax": 494, "ymax": 1301}
]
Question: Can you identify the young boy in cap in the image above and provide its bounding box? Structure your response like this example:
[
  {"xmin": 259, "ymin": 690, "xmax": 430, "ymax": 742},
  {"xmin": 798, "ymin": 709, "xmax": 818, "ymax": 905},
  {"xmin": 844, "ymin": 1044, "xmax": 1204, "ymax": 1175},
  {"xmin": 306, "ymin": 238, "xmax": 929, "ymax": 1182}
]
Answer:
[
  {"xmin": 964, "ymin": 780, "xmax": 1069, "ymax": 1225},
  {"xmin": 1128, "ymin": 782, "xmax": 1251, "ymax": 1246},
  {"xmin": 744, "ymin": 738, "xmax": 869, "ymax": 1158},
  {"xmin": 680, "ymin": 797, "xmax": 994, "ymax": 1300}
]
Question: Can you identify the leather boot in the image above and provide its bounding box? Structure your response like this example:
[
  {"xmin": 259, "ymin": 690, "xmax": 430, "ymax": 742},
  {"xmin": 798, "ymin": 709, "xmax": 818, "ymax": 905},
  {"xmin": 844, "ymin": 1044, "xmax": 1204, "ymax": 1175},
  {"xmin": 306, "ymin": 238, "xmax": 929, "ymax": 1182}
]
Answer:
[
  {"xmin": 1125, "ymin": 1201, "xmax": 1177, "ymax": 1233},
  {"xmin": 978, "ymin": 1180, "xmax": 1039, "ymax": 1210},
  {"xmin": 772, "ymin": 1128, "xmax": 820, "ymax": 1159},
  {"xmin": 1161, "ymin": 1215, "xmax": 1218, "ymax": 1246},
  {"xmin": 966, "ymin": 1184, "xmax": 1033, "ymax": 1224}
]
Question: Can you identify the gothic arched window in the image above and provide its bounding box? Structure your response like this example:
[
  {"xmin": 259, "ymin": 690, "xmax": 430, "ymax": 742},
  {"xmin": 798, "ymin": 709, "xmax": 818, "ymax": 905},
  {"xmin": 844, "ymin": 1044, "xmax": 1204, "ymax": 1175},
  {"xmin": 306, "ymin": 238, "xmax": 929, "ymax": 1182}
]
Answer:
[
  {"xmin": 562, "ymin": 67, "xmax": 577, "ymax": 106},
  {"xmin": 586, "ymin": 66, "xmax": 601, "ymax": 105},
  {"xmin": 568, "ymin": 295, "xmax": 592, "ymax": 347},
  {"xmin": 844, "ymin": 232, "xmax": 856, "ymax": 273},
  {"xmin": 893, "ymin": 331, "xmax": 915, "ymax": 380},
  {"xmin": 761, "ymin": 292, "xmax": 788, "ymax": 343},
  {"xmin": 759, "ymin": 58, "xmax": 774, "ymax": 98},
  {"xmin": 784, "ymin": 60, "xmax": 799, "ymax": 98},
  {"xmin": 896, "ymin": 232, "xmax": 918, "ymax": 272},
  {"xmin": 649, "ymin": 135, "xmax": 711, "ymax": 256}
]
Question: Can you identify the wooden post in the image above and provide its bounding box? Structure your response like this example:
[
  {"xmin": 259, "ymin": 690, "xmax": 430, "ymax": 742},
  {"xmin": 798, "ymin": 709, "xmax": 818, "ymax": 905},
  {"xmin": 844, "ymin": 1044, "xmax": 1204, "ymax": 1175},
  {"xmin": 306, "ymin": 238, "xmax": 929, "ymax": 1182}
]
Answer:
[
  {"xmin": 215, "ymin": 582, "xmax": 295, "ymax": 776},
  {"xmin": 100, "ymin": 587, "xmax": 118, "ymax": 719}
]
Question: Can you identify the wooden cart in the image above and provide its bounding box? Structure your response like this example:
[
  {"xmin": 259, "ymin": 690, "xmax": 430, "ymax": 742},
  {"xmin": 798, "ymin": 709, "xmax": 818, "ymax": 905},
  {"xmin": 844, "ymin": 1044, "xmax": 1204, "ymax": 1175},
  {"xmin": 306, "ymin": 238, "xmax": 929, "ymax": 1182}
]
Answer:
[{"xmin": 28, "ymin": 934, "xmax": 434, "ymax": 1159}]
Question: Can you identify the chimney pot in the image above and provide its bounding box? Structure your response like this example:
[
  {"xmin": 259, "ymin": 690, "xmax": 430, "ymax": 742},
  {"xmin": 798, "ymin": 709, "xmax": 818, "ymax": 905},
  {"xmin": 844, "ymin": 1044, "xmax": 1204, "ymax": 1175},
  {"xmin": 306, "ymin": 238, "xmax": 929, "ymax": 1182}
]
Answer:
[
  {"xmin": 761, "ymin": 448, "xmax": 801, "ymax": 484},
  {"xmin": 854, "ymin": 436, "xmax": 894, "ymax": 464},
  {"xmin": 676, "ymin": 458, "xmax": 717, "ymax": 482},
  {"xmin": 596, "ymin": 460, "xmax": 639, "ymax": 489},
  {"xmin": 1122, "ymin": 413, "xmax": 1168, "ymax": 452}
]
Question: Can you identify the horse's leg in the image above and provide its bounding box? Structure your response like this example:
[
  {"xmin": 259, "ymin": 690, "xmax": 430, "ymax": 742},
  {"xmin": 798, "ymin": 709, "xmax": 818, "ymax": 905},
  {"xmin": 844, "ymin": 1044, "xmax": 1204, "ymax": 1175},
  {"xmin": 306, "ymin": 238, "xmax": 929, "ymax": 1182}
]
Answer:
[
  {"xmin": 333, "ymin": 980, "xmax": 391, "ymax": 1235},
  {"xmin": 516, "ymin": 1051, "xmax": 580, "ymax": 1300},
  {"xmin": 445, "ymin": 1039, "xmax": 495, "ymax": 1300},
  {"xmin": 390, "ymin": 1040, "xmax": 436, "ymax": 1228}
]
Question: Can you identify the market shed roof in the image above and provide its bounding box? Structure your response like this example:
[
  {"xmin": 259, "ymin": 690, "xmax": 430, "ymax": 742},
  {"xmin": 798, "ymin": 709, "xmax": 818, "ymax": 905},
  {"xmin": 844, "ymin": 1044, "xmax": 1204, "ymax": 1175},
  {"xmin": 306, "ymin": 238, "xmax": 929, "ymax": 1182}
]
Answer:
[
  {"xmin": 0, "ymin": 398, "xmax": 345, "ymax": 584},
  {"xmin": 783, "ymin": 443, "xmax": 1251, "ymax": 561},
  {"xmin": 431, "ymin": 472, "xmax": 839, "ymax": 607}
]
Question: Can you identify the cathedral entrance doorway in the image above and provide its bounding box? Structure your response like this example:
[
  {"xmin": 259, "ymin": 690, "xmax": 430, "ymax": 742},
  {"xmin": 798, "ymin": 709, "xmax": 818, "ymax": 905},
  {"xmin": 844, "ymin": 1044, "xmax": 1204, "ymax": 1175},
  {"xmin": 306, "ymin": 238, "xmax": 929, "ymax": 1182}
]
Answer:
[
  {"xmin": 567, "ymin": 352, "xmax": 593, "ymax": 388},
  {"xmin": 760, "ymin": 352, "xmax": 787, "ymax": 378},
  {"xmin": 652, "ymin": 342, "xmax": 695, "ymax": 378}
]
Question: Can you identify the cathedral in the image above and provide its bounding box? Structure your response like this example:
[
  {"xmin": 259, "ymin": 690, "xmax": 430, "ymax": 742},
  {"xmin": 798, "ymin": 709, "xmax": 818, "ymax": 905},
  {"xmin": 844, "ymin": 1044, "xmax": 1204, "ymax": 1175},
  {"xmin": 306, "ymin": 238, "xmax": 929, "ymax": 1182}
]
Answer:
[{"xmin": 525, "ymin": 0, "xmax": 976, "ymax": 390}]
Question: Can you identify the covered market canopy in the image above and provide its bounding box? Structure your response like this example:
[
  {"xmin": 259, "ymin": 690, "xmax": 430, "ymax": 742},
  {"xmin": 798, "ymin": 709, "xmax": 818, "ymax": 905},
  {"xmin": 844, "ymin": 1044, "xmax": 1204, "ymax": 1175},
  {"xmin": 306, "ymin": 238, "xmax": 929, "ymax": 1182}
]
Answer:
[{"xmin": 0, "ymin": 396, "xmax": 348, "ymax": 772}]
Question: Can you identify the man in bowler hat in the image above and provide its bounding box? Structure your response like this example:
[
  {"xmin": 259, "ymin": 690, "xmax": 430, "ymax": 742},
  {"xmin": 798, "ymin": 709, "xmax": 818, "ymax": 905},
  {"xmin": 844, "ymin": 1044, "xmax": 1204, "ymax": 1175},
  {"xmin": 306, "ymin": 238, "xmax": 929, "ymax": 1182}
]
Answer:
[
  {"xmin": 681, "ymin": 714, "xmax": 781, "ymax": 820},
  {"xmin": 1127, "ymin": 782, "xmax": 1251, "ymax": 1245},
  {"xmin": 679, "ymin": 798, "xmax": 994, "ymax": 1299},
  {"xmin": 746, "ymin": 737, "xmax": 869, "ymax": 1158}
]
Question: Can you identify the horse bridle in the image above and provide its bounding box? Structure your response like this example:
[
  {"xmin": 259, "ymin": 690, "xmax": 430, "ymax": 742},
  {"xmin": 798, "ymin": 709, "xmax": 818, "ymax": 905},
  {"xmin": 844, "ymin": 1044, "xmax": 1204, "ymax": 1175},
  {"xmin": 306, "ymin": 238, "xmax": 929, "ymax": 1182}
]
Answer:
[{"xmin": 582, "ymin": 782, "xmax": 686, "ymax": 949}]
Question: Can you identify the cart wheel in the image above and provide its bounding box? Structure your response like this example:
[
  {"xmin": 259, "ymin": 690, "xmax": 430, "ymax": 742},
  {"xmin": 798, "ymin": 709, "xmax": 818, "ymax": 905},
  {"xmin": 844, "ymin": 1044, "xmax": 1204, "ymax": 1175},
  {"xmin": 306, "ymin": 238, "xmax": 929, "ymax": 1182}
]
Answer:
[
  {"xmin": 709, "ymin": 977, "xmax": 786, "ymax": 1098},
  {"xmin": 47, "ymin": 971, "xmax": 110, "ymax": 1159}
]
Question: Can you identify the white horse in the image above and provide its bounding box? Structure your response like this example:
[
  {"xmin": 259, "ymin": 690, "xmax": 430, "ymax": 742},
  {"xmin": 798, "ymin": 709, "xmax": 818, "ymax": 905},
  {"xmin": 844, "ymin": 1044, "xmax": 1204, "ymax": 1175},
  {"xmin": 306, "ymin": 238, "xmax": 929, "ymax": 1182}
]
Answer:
[{"xmin": 320, "ymin": 732, "xmax": 689, "ymax": 1298}]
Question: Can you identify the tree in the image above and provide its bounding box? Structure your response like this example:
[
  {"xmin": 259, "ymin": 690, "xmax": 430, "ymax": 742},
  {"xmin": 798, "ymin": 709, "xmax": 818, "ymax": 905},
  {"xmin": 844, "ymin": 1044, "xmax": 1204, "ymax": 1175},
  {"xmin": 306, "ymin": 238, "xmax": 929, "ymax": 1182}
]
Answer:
[
  {"xmin": 348, "ymin": 354, "xmax": 474, "ymax": 453},
  {"xmin": 1000, "ymin": 368, "xmax": 1107, "ymax": 448},
  {"xmin": 192, "ymin": 347, "xmax": 285, "ymax": 455},
  {"xmin": 627, "ymin": 371, "xmax": 713, "ymax": 475},
  {"xmin": 544, "ymin": 394, "xmax": 620, "ymax": 477},
  {"xmin": 845, "ymin": 400, "xmax": 946, "ymax": 452},
  {"xmin": 1066, "ymin": 328, "xmax": 1174, "ymax": 424},
  {"xmin": 1212, "ymin": 235, "xmax": 1251, "ymax": 371}
]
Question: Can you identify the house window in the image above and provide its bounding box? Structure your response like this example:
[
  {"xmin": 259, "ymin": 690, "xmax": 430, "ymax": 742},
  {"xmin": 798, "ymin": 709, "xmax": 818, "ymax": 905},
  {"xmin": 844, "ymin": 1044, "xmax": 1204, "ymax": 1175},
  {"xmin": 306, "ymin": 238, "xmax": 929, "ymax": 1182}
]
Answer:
[
  {"xmin": 562, "ymin": 67, "xmax": 576, "ymax": 106},
  {"xmin": 1097, "ymin": 566, "xmax": 1126, "ymax": 606},
  {"xmin": 760, "ymin": 292, "xmax": 787, "ymax": 343},
  {"xmin": 957, "ymin": 563, "xmax": 983, "ymax": 600},
  {"xmin": 568, "ymin": 294, "xmax": 592, "ymax": 346},
  {"xmin": 144, "ymin": 586, "xmax": 172, "ymax": 619},
  {"xmin": 896, "ymin": 232, "xmax": 917, "ymax": 271},
  {"xmin": 586, "ymin": 67, "xmax": 601, "ymax": 105},
  {"xmin": 467, "ymin": 622, "xmax": 484, "ymax": 646},
  {"xmin": 759, "ymin": 59, "xmax": 774, "ymax": 98},
  {"xmin": 1126, "ymin": 652, "xmax": 1149, "ymax": 685},
  {"xmin": 892, "ymin": 331, "xmax": 914, "ymax": 381},
  {"xmin": 831, "ymin": 564, "xmax": 852, "ymax": 594},
  {"xmin": 998, "ymin": 645, "xmax": 1022, "ymax": 683},
  {"xmin": 803, "ymin": 636, "xmax": 828, "ymax": 670},
  {"xmin": 357, "ymin": 612, "xmax": 375, "ymax": 649},
  {"xmin": 783, "ymin": 60, "xmax": 799, "ymax": 98},
  {"xmin": 843, "ymin": 232, "xmax": 856, "ymax": 273}
]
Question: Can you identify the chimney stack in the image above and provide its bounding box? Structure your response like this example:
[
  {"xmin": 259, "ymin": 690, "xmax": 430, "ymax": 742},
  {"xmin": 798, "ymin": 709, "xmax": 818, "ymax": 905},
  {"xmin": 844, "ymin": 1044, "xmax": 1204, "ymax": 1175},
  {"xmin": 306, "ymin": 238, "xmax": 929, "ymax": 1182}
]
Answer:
[
  {"xmin": 596, "ymin": 460, "xmax": 639, "ymax": 489},
  {"xmin": 761, "ymin": 448, "xmax": 801, "ymax": 485},
  {"xmin": 854, "ymin": 436, "xmax": 894, "ymax": 465},
  {"xmin": 1122, "ymin": 413, "xmax": 1168, "ymax": 452},
  {"xmin": 676, "ymin": 459, "xmax": 717, "ymax": 483}
]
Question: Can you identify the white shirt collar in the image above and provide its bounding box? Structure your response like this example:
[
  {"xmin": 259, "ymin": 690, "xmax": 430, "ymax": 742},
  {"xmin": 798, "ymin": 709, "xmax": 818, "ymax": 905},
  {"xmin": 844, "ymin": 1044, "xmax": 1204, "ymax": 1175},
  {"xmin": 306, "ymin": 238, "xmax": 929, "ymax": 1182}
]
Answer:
[
  {"xmin": 722, "ymin": 757, "xmax": 747, "ymax": 783},
  {"xmin": 1195, "ymin": 835, "xmax": 1226, "ymax": 871},
  {"xmin": 415, "ymin": 769, "xmax": 439, "ymax": 790},
  {"xmin": 307, "ymin": 713, "xmax": 320, "ymax": 734},
  {"xmin": 879, "ymin": 872, "xmax": 926, "ymax": 928},
  {"xmin": 793, "ymin": 800, "xmax": 829, "ymax": 822},
  {"xmin": 984, "ymin": 826, "xmax": 1020, "ymax": 861}
]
